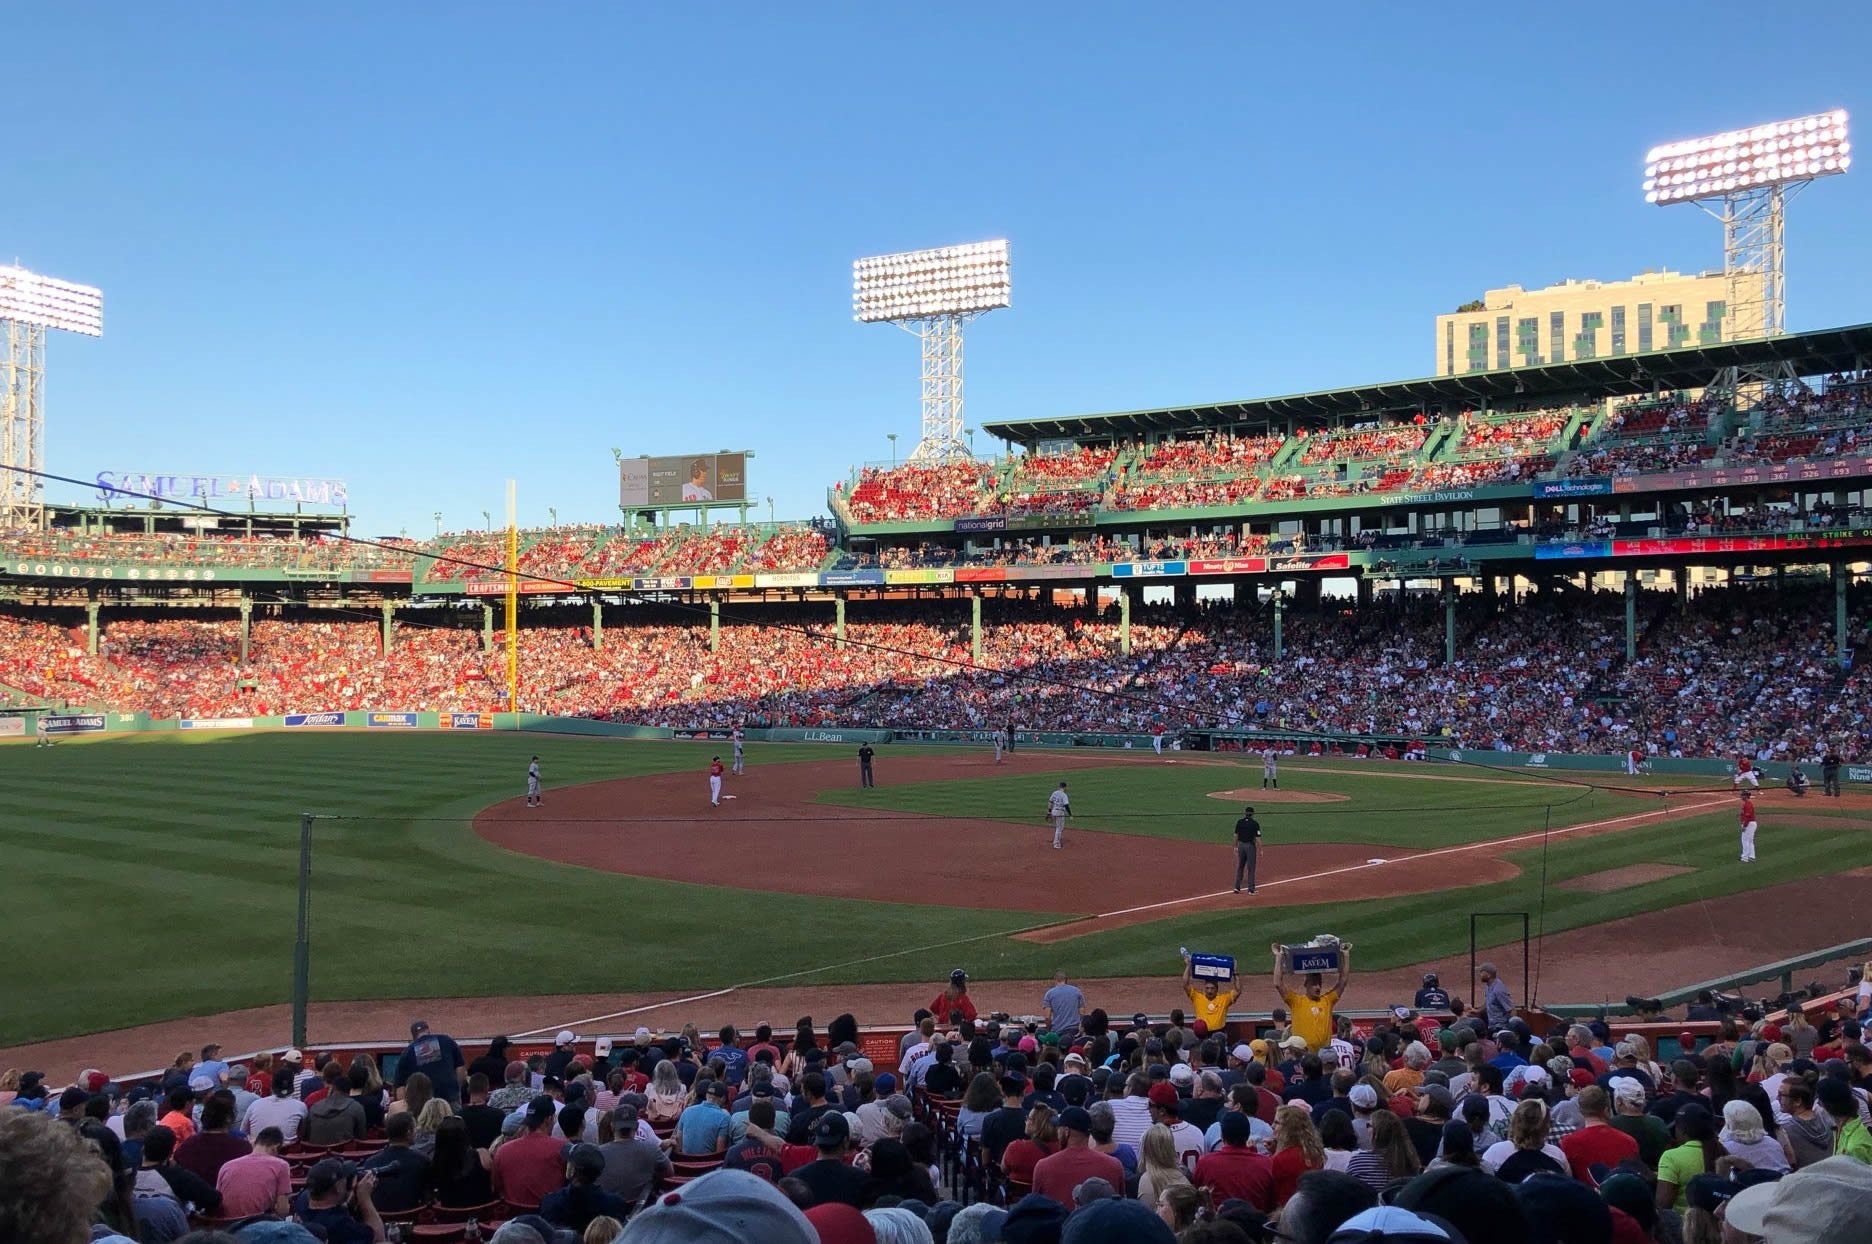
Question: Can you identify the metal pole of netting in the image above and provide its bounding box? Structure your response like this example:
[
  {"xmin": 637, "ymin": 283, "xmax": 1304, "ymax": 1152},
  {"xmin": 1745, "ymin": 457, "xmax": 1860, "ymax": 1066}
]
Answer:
[{"xmin": 293, "ymin": 812, "xmax": 313, "ymax": 1049}]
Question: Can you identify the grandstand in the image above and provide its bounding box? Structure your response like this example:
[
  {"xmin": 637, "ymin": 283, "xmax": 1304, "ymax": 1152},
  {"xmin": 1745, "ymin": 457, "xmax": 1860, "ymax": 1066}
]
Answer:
[{"xmin": 4, "ymin": 325, "xmax": 1869, "ymax": 765}]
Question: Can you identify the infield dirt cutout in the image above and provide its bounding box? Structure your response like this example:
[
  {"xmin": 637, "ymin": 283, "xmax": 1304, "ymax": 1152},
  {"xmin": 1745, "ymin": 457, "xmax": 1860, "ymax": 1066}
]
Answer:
[
  {"xmin": 1206, "ymin": 787, "xmax": 1350, "ymax": 803},
  {"xmin": 1559, "ymin": 862, "xmax": 1694, "ymax": 893}
]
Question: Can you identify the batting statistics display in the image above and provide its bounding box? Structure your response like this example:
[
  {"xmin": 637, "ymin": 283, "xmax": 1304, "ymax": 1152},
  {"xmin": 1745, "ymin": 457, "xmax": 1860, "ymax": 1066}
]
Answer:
[{"xmin": 619, "ymin": 453, "xmax": 749, "ymax": 507}]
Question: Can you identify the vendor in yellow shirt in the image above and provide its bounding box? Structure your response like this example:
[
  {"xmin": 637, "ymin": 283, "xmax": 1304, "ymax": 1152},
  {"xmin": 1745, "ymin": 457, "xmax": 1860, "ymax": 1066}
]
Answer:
[
  {"xmin": 1275, "ymin": 947, "xmax": 1351, "ymax": 1052},
  {"xmin": 1181, "ymin": 951, "xmax": 1239, "ymax": 1033}
]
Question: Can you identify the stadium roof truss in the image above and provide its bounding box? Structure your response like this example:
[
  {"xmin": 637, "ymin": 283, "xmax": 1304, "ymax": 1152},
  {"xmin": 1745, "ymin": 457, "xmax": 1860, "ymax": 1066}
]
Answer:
[{"xmin": 981, "ymin": 322, "xmax": 1872, "ymax": 443}]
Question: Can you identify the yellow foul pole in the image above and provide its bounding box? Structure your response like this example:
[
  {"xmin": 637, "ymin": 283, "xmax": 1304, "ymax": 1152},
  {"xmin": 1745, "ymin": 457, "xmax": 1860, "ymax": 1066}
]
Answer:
[{"xmin": 505, "ymin": 479, "xmax": 518, "ymax": 715}]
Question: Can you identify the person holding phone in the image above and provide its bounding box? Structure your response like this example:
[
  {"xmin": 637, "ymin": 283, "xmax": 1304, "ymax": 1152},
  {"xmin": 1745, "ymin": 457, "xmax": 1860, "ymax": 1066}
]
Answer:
[{"xmin": 292, "ymin": 1157, "xmax": 385, "ymax": 1244}]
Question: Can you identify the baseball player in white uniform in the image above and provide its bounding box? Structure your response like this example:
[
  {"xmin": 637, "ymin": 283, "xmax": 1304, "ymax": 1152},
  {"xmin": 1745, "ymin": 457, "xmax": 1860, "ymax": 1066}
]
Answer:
[
  {"xmin": 992, "ymin": 729, "xmax": 1005, "ymax": 764},
  {"xmin": 1262, "ymin": 747, "xmax": 1279, "ymax": 790},
  {"xmin": 1046, "ymin": 781, "xmax": 1071, "ymax": 850},
  {"xmin": 526, "ymin": 755, "xmax": 542, "ymax": 807},
  {"xmin": 36, "ymin": 714, "xmax": 51, "ymax": 748},
  {"xmin": 731, "ymin": 726, "xmax": 745, "ymax": 775},
  {"xmin": 1733, "ymin": 757, "xmax": 1760, "ymax": 789}
]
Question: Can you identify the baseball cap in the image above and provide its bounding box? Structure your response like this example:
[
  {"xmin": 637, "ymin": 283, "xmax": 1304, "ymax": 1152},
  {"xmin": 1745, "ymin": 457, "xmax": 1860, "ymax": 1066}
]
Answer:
[
  {"xmin": 58, "ymin": 1086, "xmax": 89, "ymax": 1112},
  {"xmin": 410, "ymin": 1020, "xmax": 430, "ymax": 1036},
  {"xmin": 1514, "ymin": 1172, "xmax": 1613, "ymax": 1241},
  {"xmin": 561, "ymin": 1142, "xmax": 605, "ymax": 1176},
  {"xmin": 1422, "ymin": 972, "xmax": 1439, "ymax": 983},
  {"xmin": 873, "ymin": 1072, "xmax": 896, "ymax": 1093},
  {"xmin": 1281, "ymin": 1035, "xmax": 1308, "ymax": 1051},
  {"xmin": 623, "ymin": 1168, "xmax": 818, "ymax": 1244},
  {"xmin": 1231, "ymin": 1042, "xmax": 1255, "ymax": 1063},
  {"xmin": 1610, "ymin": 1077, "xmax": 1647, "ymax": 1106},
  {"xmin": 1146, "ymin": 1082, "xmax": 1180, "ymax": 1111},
  {"xmin": 803, "ymin": 1202, "xmax": 874, "ymax": 1244},
  {"xmin": 1059, "ymin": 1196, "xmax": 1176, "ymax": 1243},
  {"xmin": 1168, "ymin": 1063, "xmax": 1194, "ymax": 1085},
  {"xmin": 281, "ymin": 1049, "xmax": 304, "ymax": 1064},
  {"xmin": 1131, "ymin": 1012, "xmax": 1150, "ymax": 1028},
  {"xmin": 304, "ymin": 1157, "xmax": 356, "ymax": 1196},
  {"xmin": 1725, "ymin": 1156, "xmax": 1872, "ymax": 1242},
  {"xmin": 950, "ymin": 968, "xmax": 968, "ymax": 984},
  {"xmin": 1056, "ymin": 1106, "xmax": 1093, "ymax": 1135},
  {"xmin": 1325, "ymin": 1206, "xmax": 1459, "ymax": 1242},
  {"xmin": 187, "ymin": 1075, "xmax": 216, "ymax": 1093},
  {"xmin": 1017, "ymin": 1035, "xmax": 1038, "ymax": 1054},
  {"xmin": 882, "ymin": 1094, "xmax": 912, "ymax": 1121},
  {"xmin": 1418, "ymin": 1085, "xmax": 1454, "ymax": 1113},
  {"xmin": 634, "ymin": 1026, "xmax": 654, "ymax": 1043},
  {"xmin": 524, "ymin": 1096, "xmax": 556, "ymax": 1125},
  {"xmin": 82, "ymin": 1071, "xmax": 110, "ymax": 1094},
  {"xmin": 556, "ymin": 1030, "xmax": 577, "ymax": 1045},
  {"xmin": 1348, "ymin": 1084, "xmax": 1379, "ymax": 1109},
  {"xmin": 1063, "ymin": 1052, "xmax": 1088, "ymax": 1069},
  {"xmin": 811, "ymin": 1111, "xmax": 850, "ymax": 1147}
]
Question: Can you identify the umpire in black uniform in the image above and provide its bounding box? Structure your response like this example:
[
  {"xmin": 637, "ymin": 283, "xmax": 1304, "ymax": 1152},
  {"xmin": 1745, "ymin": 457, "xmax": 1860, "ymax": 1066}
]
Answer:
[{"xmin": 1233, "ymin": 805, "xmax": 1261, "ymax": 894}]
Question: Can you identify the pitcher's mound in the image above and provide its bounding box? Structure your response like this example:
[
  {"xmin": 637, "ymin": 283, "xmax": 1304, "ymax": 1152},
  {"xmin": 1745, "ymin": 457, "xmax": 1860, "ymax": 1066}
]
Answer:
[
  {"xmin": 1206, "ymin": 788, "xmax": 1349, "ymax": 803},
  {"xmin": 1560, "ymin": 863, "xmax": 1693, "ymax": 893}
]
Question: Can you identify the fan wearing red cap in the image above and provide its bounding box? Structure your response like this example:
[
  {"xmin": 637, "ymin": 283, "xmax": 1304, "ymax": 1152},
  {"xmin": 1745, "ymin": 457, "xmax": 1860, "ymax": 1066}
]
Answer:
[{"xmin": 1146, "ymin": 1081, "xmax": 1206, "ymax": 1164}]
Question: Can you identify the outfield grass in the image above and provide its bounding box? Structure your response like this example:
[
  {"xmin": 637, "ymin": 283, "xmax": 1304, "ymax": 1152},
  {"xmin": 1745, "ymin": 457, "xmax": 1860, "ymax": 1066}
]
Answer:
[{"xmin": 0, "ymin": 735, "xmax": 1848, "ymax": 1047}]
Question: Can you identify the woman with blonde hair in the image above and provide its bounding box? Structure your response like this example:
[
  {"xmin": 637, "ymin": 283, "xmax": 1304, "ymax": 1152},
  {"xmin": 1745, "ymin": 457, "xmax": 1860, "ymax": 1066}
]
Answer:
[
  {"xmin": 1345, "ymin": 1109, "xmax": 1422, "ymax": 1191},
  {"xmin": 389, "ymin": 1071, "xmax": 431, "ymax": 1119},
  {"xmin": 1626, "ymin": 1033, "xmax": 1664, "ymax": 1086},
  {"xmin": 1782, "ymin": 1006, "xmax": 1817, "ymax": 1058},
  {"xmin": 1137, "ymin": 1122, "xmax": 1193, "ymax": 1205},
  {"xmin": 1481, "ymin": 1098, "xmax": 1567, "ymax": 1182},
  {"xmin": 350, "ymin": 1052, "xmax": 385, "ymax": 1097},
  {"xmin": 0, "ymin": 1069, "xmax": 20, "ymax": 1108},
  {"xmin": 1269, "ymin": 1104, "xmax": 1325, "ymax": 1207},
  {"xmin": 645, "ymin": 1060, "xmax": 686, "ymax": 1123},
  {"xmin": 412, "ymin": 1097, "xmax": 454, "ymax": 1156},
  {"xmin": 1156, "ymin": 1183, "xmax": 1201, "ymax": 1234},
  {"xmin": 582, "ymin": 1218, "xmax": 624, "ymax": 1244}
]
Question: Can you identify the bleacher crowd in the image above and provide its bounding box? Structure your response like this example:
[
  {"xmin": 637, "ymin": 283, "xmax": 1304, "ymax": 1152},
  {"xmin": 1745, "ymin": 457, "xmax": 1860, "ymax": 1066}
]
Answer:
[{"xmin": 7, "ymin": 963, "xmax": 1872, "ymax": 1244}]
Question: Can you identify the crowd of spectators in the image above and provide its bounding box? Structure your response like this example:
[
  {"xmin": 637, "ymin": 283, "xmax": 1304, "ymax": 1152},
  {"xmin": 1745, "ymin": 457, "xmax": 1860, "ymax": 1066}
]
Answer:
[
  {"xmin": 7, "ymin": 971, "xmax": 1872, "ymax": 1244},
  {"xmin": 1294, "ymin": 423, "xmax": 1427, "ymax": 467},
  {"xmin": 428, "ymin": 526, "xmax": 830, "ymax": 583},
  {"xmin": 5, "ymin": 583, "xmax": 1864, "ymax": 759},
  {"xmin": 0, "ymin": 530, "xmax": 414, "ymax": 573},
  {"xmin": 839, "ymin": 463, "xmax": 998, "ymax": 524}
]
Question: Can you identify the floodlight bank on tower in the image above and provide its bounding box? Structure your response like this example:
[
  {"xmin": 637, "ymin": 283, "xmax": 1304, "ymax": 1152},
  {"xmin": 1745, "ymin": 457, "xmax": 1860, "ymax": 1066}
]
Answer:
[
  {"xmin": 853, "ymin": 240, "xmax": 1010, "ymax": 463},
  {"xmin": 1642, "ymin": 109, "xmax": 1849, "ymax": 342},
  {"xmin": 0, "ymin": 265, "xmax": 104, "ymax": 529}
]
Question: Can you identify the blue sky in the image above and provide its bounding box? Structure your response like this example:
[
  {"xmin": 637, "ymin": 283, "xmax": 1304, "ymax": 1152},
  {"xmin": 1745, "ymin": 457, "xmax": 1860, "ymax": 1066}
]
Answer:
[{"xmin": 8, "ymin": 4, "xmax": 1868, "ymax": 538}]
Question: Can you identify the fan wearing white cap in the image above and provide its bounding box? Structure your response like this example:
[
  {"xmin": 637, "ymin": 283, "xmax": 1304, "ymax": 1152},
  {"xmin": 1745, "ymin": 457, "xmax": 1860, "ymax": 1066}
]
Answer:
[
  {"xmin": 544, "ymin": 1030, "xmax": 580, "ymax": 1080},
  {"xmin": 1723, "ymin": 1155, "xmax": 1872, "ymax": 1244}
]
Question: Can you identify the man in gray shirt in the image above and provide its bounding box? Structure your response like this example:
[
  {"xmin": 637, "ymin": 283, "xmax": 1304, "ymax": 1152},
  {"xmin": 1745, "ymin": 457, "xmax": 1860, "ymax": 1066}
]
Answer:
[
  {"xmin": 1042, "ymin": 970, "xmax": 1086, "ymax": 1045},
  {"xmin": 1480, "ymin": 962, "xmax": 1514, "ymax": 1032},
  {"xmin": 597, "ymin": 1102, "xmax": 671, "ymax": 1208}
]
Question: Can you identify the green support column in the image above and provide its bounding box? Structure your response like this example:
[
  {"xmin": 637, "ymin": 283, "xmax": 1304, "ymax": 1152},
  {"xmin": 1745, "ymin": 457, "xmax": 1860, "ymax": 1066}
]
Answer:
[
  {"xmin": 709, "ymin": 599, "xmax": 720, "ymax": 653},
  {"xmin": 1837, "ymin": 562, "xmax": 1851, "ymax": 666},
  {"xmin": 239, "ymin": 596, "xmax": 253, "ymax": 663},
  {"xmin": 482, "ymin": 604, "xmax": 494, "ymax": 653},
  {"xmin": 1118, "ymin": 587, "xmax": 1132, "ymax": 655},
  {"xmin": 1625, "ymin": 572, "xmax": 1638, "ymax": 663},
  {"xmin": 381, "ymin": 600, "xmax": 394, "ymax": 654},
  {"xmin": 835, "ymin": 595, "xmax": 846, "ymax": 651},
  {"xmin": 1444, "ymin": 581, "xmax": 1456, "ymax": 666},
  {"xmin": 86, "ymin": 597, "xmax": 101, "ymax": 657},
  {"xmin": 971, "ymin": 592, "xmax": 983, "ymax": 666},
  {"xmin": 591, "ymin": 598, "xmax": 603, "ymax": 651},
  {"xmin": 1272, "ymin": 589, "xmax": 1285, "ymax": 661}
]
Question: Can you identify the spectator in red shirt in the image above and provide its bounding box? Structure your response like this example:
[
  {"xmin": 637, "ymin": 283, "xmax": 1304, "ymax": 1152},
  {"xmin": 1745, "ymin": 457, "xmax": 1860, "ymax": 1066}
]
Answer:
[
  {"xmin": 1195, "ymin": 1111, "xmax": 1277, "ymax": 1210},
  {"xmin": 999, "ymin": 1103, "xmax": 1058, "ymax": 1190},
  {"xmin": 930, "ymin": 969, "xmax": 977, "ymax": 1025},
  {"xmin": 1031, "ymin": 1106, "xmax": 1124, "ymax": 1208},
  {"xmin": 1558, "ymin": 1086, "xmax": 1638, "ymax": 1182},
  {"xmin": 491, "ymin": 1097, "xmax": 567, "ymax": 1209}
]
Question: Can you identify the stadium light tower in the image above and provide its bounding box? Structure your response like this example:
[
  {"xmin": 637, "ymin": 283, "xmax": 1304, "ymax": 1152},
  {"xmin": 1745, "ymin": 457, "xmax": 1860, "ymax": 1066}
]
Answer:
[
  {"xmin": 1643, "ymin": 109, "xmax": 1849, "ymax": 341},
  {"xmin": 853, "ymin": 240, "xmax": 1010, "ymax": 462},
  {"xmin": 0, "ymin": 265, "xmax": 103, "ymax": 529}
]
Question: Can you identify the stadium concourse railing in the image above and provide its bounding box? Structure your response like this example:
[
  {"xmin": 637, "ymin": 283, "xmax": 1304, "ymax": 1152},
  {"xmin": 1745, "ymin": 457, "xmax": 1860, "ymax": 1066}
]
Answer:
[{"xmin": 6, "ymin": 709, "xmax": 1866, "ymax": 787}]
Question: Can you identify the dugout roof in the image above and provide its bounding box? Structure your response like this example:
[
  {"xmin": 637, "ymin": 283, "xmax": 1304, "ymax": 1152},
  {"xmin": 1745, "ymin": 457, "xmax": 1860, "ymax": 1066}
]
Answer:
[{"xmin": 982, "ymin": 321, "xmax": 1872, "ymax": 442}]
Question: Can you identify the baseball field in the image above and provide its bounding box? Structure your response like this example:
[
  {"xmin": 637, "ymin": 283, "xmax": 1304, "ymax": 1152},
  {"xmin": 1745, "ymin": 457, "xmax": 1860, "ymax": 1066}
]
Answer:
[{"xmin": 4, "ymin": 732, "xmax": 1868, "ymax": 1065}]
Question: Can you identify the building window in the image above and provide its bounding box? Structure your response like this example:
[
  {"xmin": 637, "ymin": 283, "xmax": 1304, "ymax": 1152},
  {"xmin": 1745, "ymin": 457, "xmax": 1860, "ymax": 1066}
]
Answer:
[
  {"xmin": 1496, "ymin": 316, "xmax": 1510, "ymax": 370},
  {"xmin": 1467, "ymin": 322, "xmax": 1489, "ymax": 373},
  {"xmin": 1573, "ymin": 310, "xmax": 1604, "ymax": 361},
  {"xmin": 1638, "ymin": 303, "xmax": 1653, "ymax": 352},
  {"xmin": 1516, "ymin": 317, "xmax": 1541, "ymax": 366},
  {"xmin": 1611, "ymin": 305, "xmax": 1627, "ymax": 354},
  {"xmin": 1549, "ymin": 310, "xmax": 1565, "ymax": 363},
  {"xmin": 1445, "ymin": 321, "xmax": 1455, "ymax": 375},
  {"xmin": 1699, "ymin": 300, "xmax": 1726, "ymax": 345},
  {"xmin": 1659, "ymin": 304, "xmax": 1689, "ymax": 349}
]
